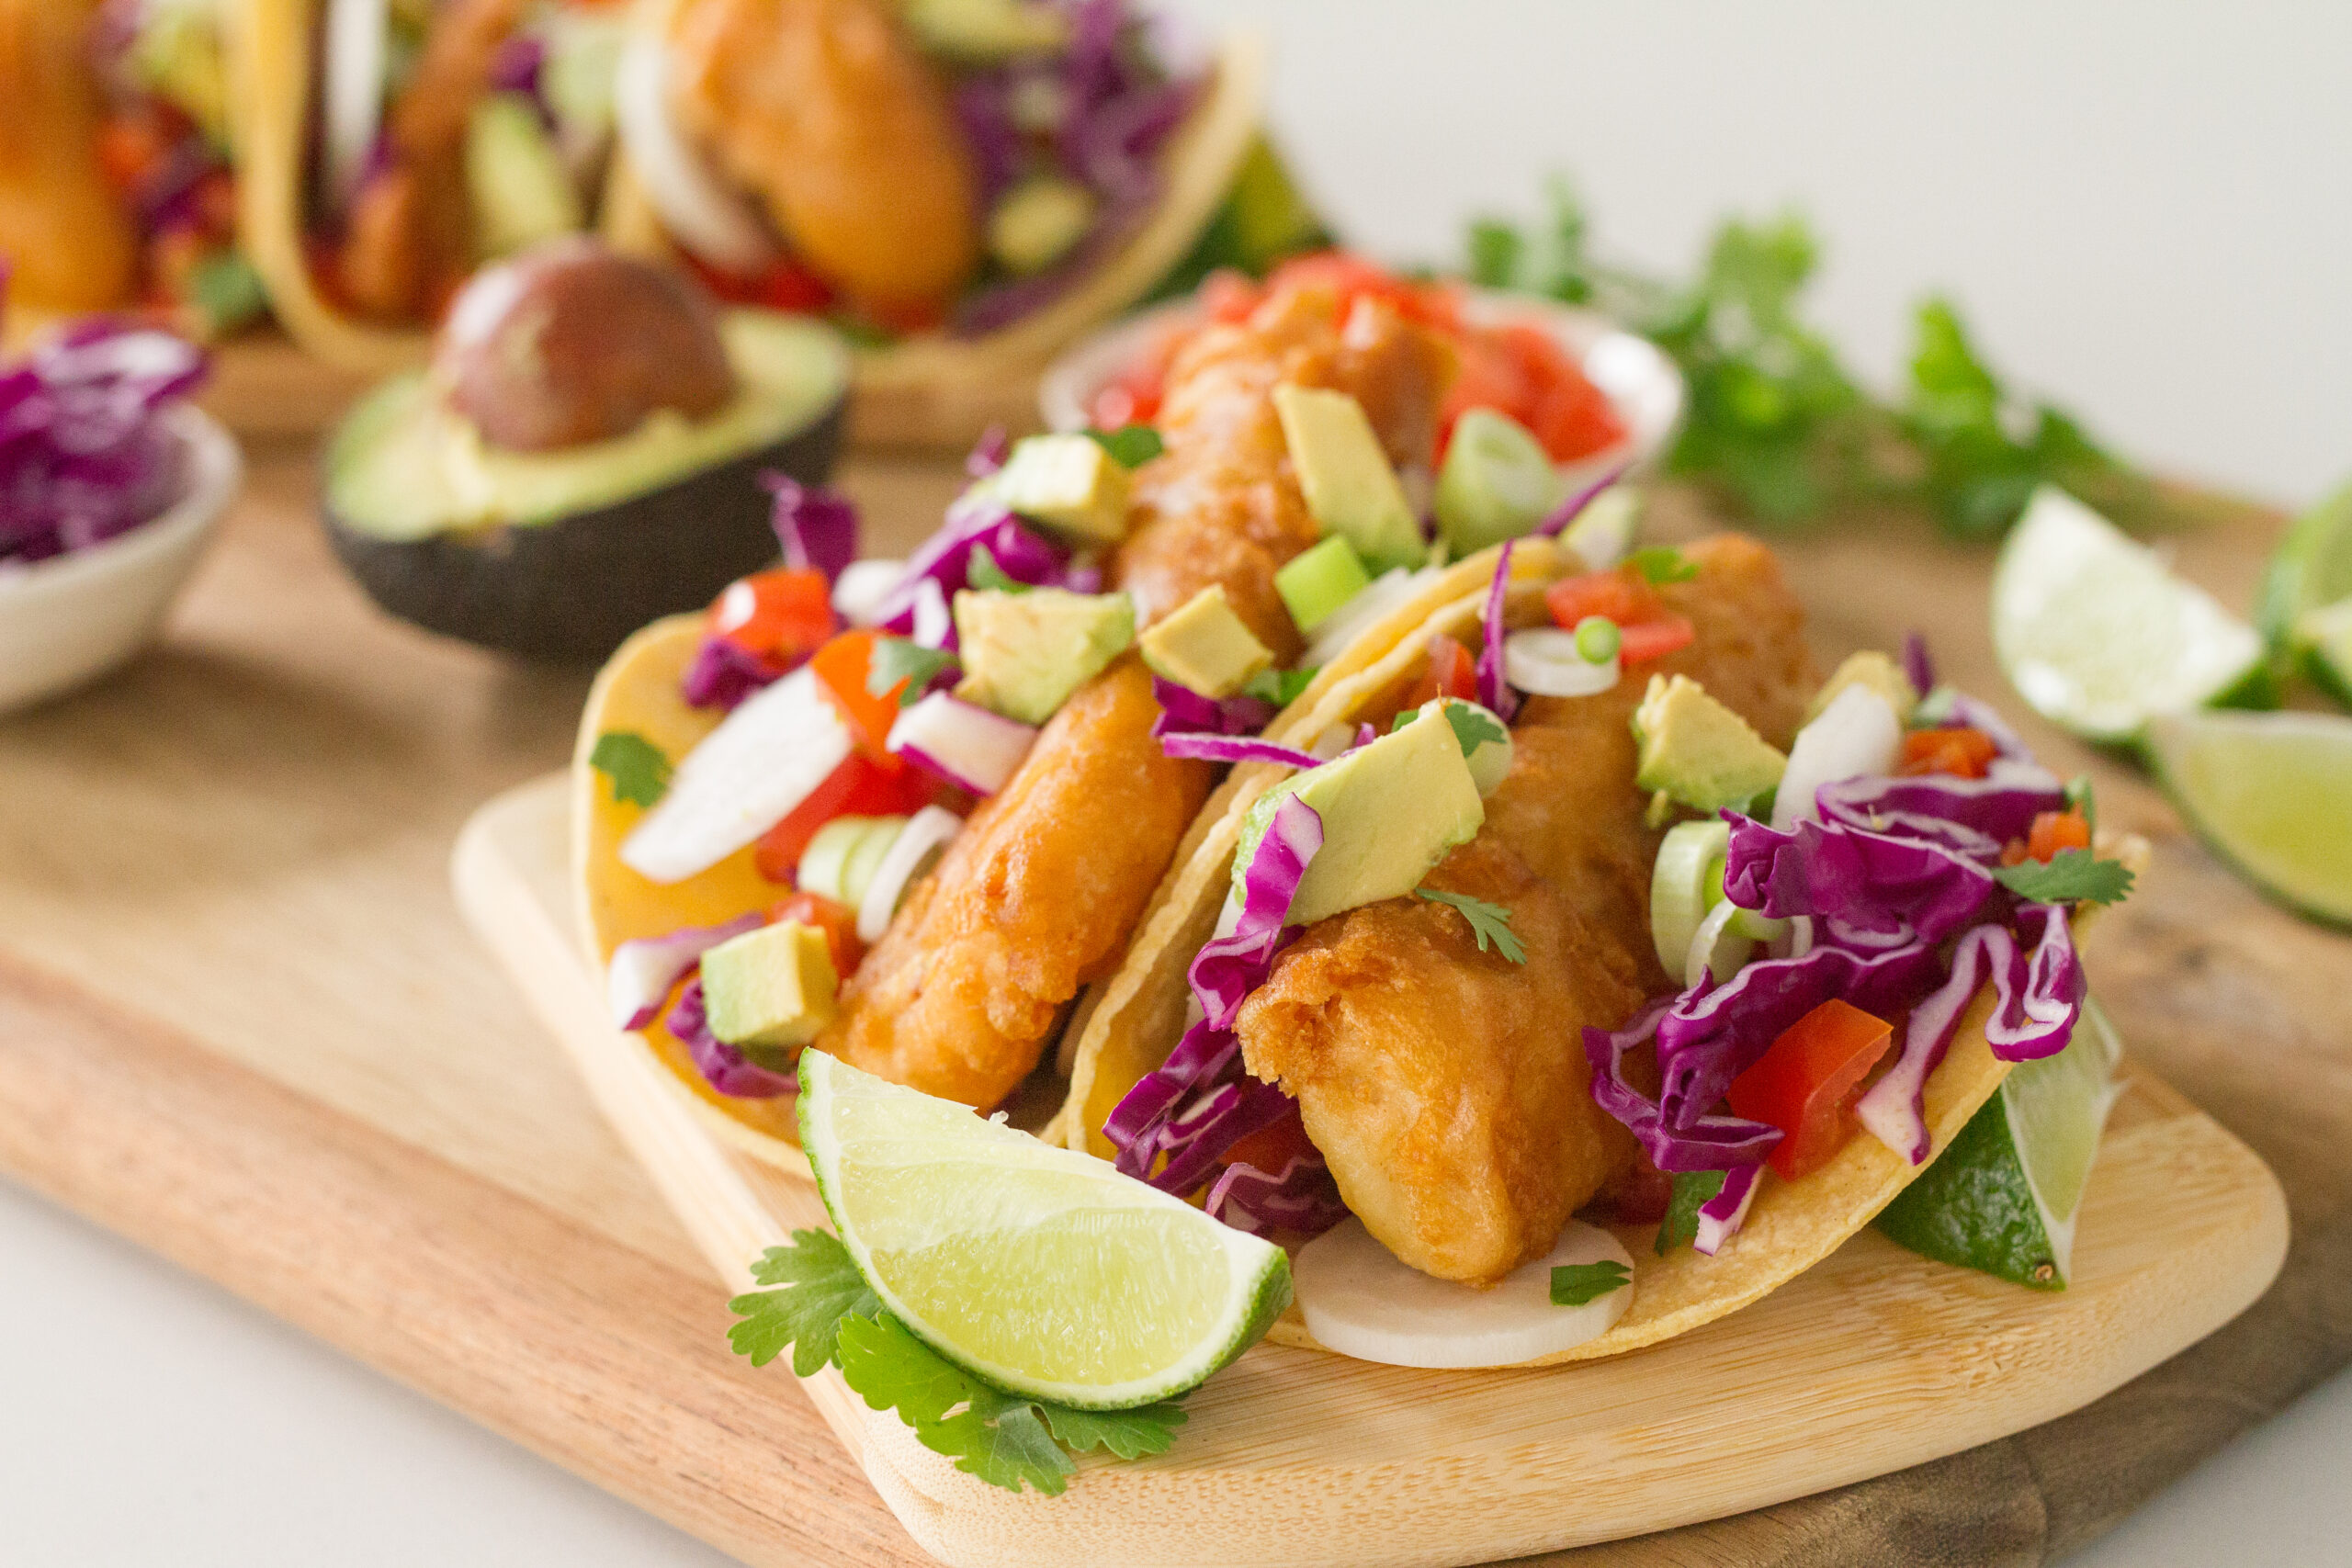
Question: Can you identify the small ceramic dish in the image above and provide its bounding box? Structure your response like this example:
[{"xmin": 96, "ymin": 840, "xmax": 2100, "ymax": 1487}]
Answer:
[
  {"xmin": 0, "ymin": 403, "xmax": 243, "ymax": 716},
  {"xmin": 1036, "ymin": 288, "xmax": 1686, "ymax": 490}
]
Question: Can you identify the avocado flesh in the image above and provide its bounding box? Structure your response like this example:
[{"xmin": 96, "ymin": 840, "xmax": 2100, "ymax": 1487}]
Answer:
[{"xmin": 326, "ymin": 311, "xmax": 850, "ymax": 543}]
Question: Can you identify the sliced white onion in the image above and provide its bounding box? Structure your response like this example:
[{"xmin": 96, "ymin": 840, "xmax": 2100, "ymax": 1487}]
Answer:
[
  {"xmin": 1295, "ymin": 1218, "xmax": 1635, "ymax": 1369},
  {"xmin": 1770, "ymin": 682, "xmax": 1903, "ymax": 831},
  {"xmin": 606, "ymin": 913, "xmax": 762, "ymax": 1029},
  {"xmin": 1650, "ymin": 818, "xmax": 1729, "ymax": 975},
  {"xmin": 832, "ymin": 558, "xmax": 906, "ymax": 626},
  {"xmin": 856, "ymin": 805, "xmax": 963, "ymax": 942},
  {"xmin": 910, "ymin": 577, "xmax": 955, "ymax": 649},
  {"xmin": 321, "ymin": 0, "xmax": 390, "ymax": 216},
  {"xmin": 620, "ymin": 669, "xmax": 851, "ymax": 884},
  {"xmin": 1307, "ymin": 723, "xmax": 1355, "ymax": 761},
  {"xmin": 1558, "ymin": 485, "xmax": 1638, "ymax": 570},
  {"xmin": 888, "ymin": 692, "xmax": 1037, "ymax": 795},
  {"xmin": 1684, "ymin": 897, "xmax": 1756, "ymax": 990},
  {"xmin": 612, "ymin": 36, "xmax": 777, "ymax": 273},
  {"xmin": 1770, "ymin": 914, "xmax": 1816, "ymax": 962},
  {"xmin": 1503, "ymin": 626, "xmax": 1620, "ymax": 697},
  {"xmin": 1303, "ymin": 565, "xmax": 1439, "ymax": 670}
]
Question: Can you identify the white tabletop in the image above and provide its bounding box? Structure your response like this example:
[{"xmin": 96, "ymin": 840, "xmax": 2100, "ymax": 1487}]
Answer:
[{"xmin": 10, "ymin": 1, "xmax": 2350, "ymax": 1562}]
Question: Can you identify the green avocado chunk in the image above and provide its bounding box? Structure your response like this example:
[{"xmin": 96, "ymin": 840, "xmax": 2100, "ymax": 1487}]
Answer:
[
  {"xmin": 1231, "ymin": 703, "xmax": 1485, "ymax": 927},
  {"xmin": 988, "ymin": 175, "xmax": 1097, "ymax": 276},
  {"xmin": 1633, "ymin": 673, "xmax": 1788, "ymax": 813},
  {"xmin": 1434, "ymin": 406, "xmax": 1567, "ymax": 558},
  {"xmin": 1272, "ymin": 385, "xmax": 1426, "ymax": 573},
  {"xmin": 465, "ymin": 92, "xmax": 585, "ymax": 261},
  {"xmin": 902, "ymin": 0, "xmax": 1069, "ymax": 61},
  {"xmin": 953, "ymin": 587, "xmax": 1137, "ymax": 726},
  {"xmin": 985, "ymin": 432, "xmax": 1133, "ymax": 543},
  {"xmin": 1139, "ymin": 585, "xmax": 1273, "ymax": 699},
  {"xmin": 701, "ymin": 922, "xmax": 841, "ymax": 1051}
]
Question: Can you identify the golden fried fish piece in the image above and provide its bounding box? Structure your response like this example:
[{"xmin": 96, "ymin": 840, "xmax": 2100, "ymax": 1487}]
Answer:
[
  {"xmin": 0, "ymin": 0, "xmax": 140, "ymax": 313},
  {"xmin": 1238, "ymin": 535, "xmax": 1818, "ymax": 1283}
]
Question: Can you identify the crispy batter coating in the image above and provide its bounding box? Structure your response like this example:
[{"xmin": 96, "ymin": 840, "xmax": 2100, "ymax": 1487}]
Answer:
[
  {"xmin": 1237, "ymin": 535, "xmax": 1817, "ymax": 1282},
  {"xmin": 670, "ymin": 0, "xmax": 978, "ymax": 313},
  {"xmin": 0, "ymin": 0, "xmax": 139, "ymax": 312}
]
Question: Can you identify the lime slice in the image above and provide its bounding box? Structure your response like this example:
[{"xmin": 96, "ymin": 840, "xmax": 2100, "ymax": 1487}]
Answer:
[
  {"xmin": 797, "ymin": 1052, "xmax": 1292, "ymax": 1409},
  {"xmin": 1876, "ymin": 999, "xmax": 2123, "ymax": 1289},
  {"xmin": 2144, "ymin": 708, "xmax": 2352, "ymax": 926},
  {"xmin": 2255, "ymin": 480, "xmax": 2352, "ymax": 705},
  {"xmin": 1992, "ymin": 486, "xmax": 2270, "ymax": 742}
]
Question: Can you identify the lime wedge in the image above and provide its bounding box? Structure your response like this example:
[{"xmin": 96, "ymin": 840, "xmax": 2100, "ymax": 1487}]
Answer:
[
  {"xmin": 1992, "ymin": 486, "xmax": 2270, "ymax": 742},
  {"xmin": 1876, "ymin": 999, "xmax": 2123, "ymax": 1289},
  {"xmin": 796, "ymin": 1052, "xmax": 1292, "ymax": 1409},
  {"xmin": 2256, "ymin": 480, "xmax": 2352, "ymax": 705},
  {"xmin": 2144, "ymin": 708, "xmax": 2352, "ymax": 926}
]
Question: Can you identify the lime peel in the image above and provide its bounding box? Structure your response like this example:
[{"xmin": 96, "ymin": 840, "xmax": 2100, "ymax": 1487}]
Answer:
[{"xmin": 2145, "ymin": 709, "xmax": 2352, "ymax": 927}]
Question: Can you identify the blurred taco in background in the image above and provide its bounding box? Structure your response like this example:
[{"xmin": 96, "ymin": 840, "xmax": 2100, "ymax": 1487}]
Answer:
[{"xmin": 1, "ymin": 0, "xmax": 269, "ymax": 343}]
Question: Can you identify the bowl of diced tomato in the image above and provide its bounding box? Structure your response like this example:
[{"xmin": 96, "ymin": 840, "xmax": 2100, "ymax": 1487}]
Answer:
[{"xmin": 1037, "ymin": 253, "xmax": 1683, "ymax": 489}]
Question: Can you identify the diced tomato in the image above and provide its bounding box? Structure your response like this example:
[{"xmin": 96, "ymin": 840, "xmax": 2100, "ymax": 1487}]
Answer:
[
  {"xmin": 1219, "ymin": 1103, "xmax": 1318, "ymax": 1173},
  {"xmin": 809, "ymin": 630, "xmax": 910, "ymax": 761},
  {"xmin": 680, "ymin": 250, "xmax": 834, "ymax": 315},
  {"xmin": 710, "ymin": 569, "xmax": 836, "ymax": 667},
  {"xmin": 1899, "ymin": 726, "xmax": 1997, "ymax": 780},
  {"xmin": 96, "ymin": 112, "xmax": 175, "ymax": 196},
  {"xmin": 1404, "ymin": 633, "xmax": 1478, "ymax": 706},
  {"xmin": 1200, "ymin": 267, "xmax": 1264, "ymax": 324},
  {"xmin": 2026, "ymin": 808, "xmax": 2092, "ymax": 863},
  {"xmin": 1545, "ymin": 567, "xmax": 1664, "ymax": 632},
  {"xmin": 1617, "ymin": 615, "xmax": 1695, "ymax": 665},
  {"xmin": 1727, "ymin": 999, "xmax": 1896, "ymax": 1182},
  {"xmin": 770, "ymin": 891, "xmax": 865, "ymax": 977},
  {"xmin": 752, "ymin": 752, "xmax": 933, "ymax": 882}
]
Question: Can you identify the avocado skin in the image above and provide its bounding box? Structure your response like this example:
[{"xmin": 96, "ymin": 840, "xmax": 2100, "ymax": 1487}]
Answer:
[{"xmin": 321, "ymin": 399, "xmax": 842, "ymax": 662}]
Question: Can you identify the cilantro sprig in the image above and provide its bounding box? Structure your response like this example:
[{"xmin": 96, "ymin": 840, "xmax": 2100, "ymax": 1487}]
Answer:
[
  {"xmin": 1413, "ymin": 888, "xmax": 1526, "ymax": 964},
  {"xmin": 966, "ymin": 543, "xmax": 1030, "ymax": 595},
  {"xmin": 1083, "ymin": 424, "xmax": 1166, "ymax": 468},
  {"xmin": 868, "ymin": 637, "xmax": 959, "ymax": 706},
  {"xmin": 1993, "ymin": 848, "xmax": 2135, "ymax": 908},
  {"xmin": 1550, "ymin": 1259, "xmax": 1631, "ymax": 1306},
  {"xmin": 728, "ymin": 1232, "xmax": 1187, "ymax": 1495},
  {"xmin": 1243, "ymin": 666, "xmax": 1317, "ymax": 706},
  {"xmin": 588, "ymin": 731, "xmax": 671, "ymax": 808},
  {"xmin": 1656, "ymin": 1169, "xmax": 1727, "ymax": 1256}
]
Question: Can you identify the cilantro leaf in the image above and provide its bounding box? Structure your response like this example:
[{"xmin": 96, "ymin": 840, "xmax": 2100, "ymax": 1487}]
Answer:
[
  {"xmin": 1243, "ymin": 666, "xmax": 1317, "ymax": 706},
  {"xmin": 1656, "ymin": 1169, "xmax": 1726, "ymax": 1256},
  {"xmin": 727, "ymin": 1230, "xmax": 883, "ymax": 1375},
  {"xmin": 1993, "ymin": 848, "xmax": 2134, "ymax": 908},
  {"xmin": 966, "ymin": 543, "xmax": 1028, "ymax": 594},
  {"xmin": 1629, "ymin": 547, "xmax": 1698, "ymax": 584},
  {"xmin": 589, "ymin": 731, "xmax": 672, "ymax": 808},
  {"xmin": 1413, "ymin": 888, "xmax": 1527, "ymax": 964},
  {"xmin": 1038, "ymin": 1401, "xmax": 1187, "ymax": 1461},
  {"xmin": 869, "ymin": 637, "xmax": 958, "ymax": 705},
  {"xmin": 1083, "ymin": 424, "xmax": 1166, "ymax": 468},
  {"xmin": 835, "ymin": 1312, "xmax": 975, "ymax": 1424},
  {"xmin": 1550, "ymin": 1259, "xmax": 1632, "ymax": 1306},
  {"xmin": 926, "ymin": 1394, "xmax": 1077, "ymax": 1496},
  {"xmin": 1442, "ymin": 701, "xmax": 1508, "ymax": 758}
]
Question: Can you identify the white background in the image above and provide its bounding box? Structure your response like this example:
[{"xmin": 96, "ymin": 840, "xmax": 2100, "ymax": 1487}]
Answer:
[{"xmin": 6, "ymin": 3, "xmax": 2348, "ymax": 1563}]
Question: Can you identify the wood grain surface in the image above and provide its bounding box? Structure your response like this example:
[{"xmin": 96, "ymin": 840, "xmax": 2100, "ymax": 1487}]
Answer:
[{"xmin": 0, "ymin": 443, "xmax": 2346, "ymax": 1567}]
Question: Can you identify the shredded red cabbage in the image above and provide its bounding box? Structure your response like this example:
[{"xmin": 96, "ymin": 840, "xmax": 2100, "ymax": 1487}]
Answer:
[
  {"xmin": 965, "ymin": 424, "xmax": 1012, "ymax": 479},
  {"xmin": 1901, "ymin": 631, "xmax": 1937, "ymax": 697},
  {"xmin": 765, "ymin": 473, "xmax": 859, "ymax": 587},
  {"xmin": 0, "ymin": 320, "xmax": 208, "ymax": 568},
  {"xmin": 1205, "ymin": 1145, "xmax": 1351, "ymax": 1236},
  {"xmin": 1159, "ymin": 733, "xmax": 1323, "ymax": 768},
  {"xmin": 1536, "ymin": 461, "xmax": 1630, "ymax": 538},
  {"xmin": 663, "ymin": 977, "xmax": 796, "ymax": 1100},
  {"xmin": 1586, "ymin": 1003, "xmax": 1784, "ymax": 1173},
  {"xmin": 1474, "ymin": 540, "xmax": 1521, "ymax": 721},
  {"xmin": 680, "ymin": 637, "xmax": 785, "ymax": 713},
  {"xmin": 870, "ymin": 489, "xmax": 1080, "ymax": 641},
  {"xmin": 1723, "ymin": 815, "xmax": 1998, "ymax": 950},
  {"xmin": 1815, "ymin": 761, "xmax": 2064, "ymax": 861},
  {"xmin": 1693, "ymin": 1163, "xmax": 1762, "ymax": 1256},
  {"xmin": 1149, "ymin": 675, "xmax": 1274, "ymax": 739}
]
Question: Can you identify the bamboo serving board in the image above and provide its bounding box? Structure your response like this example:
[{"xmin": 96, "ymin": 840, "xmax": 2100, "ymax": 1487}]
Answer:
[{"xmin": 1, "ymin": 450, "xmax": 2346, "ymax": 1568}]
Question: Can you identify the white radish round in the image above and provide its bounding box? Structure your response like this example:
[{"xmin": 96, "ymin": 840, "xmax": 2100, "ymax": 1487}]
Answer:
[
  {"xmin": 1771, "ymin": 682, "xmax": 1903, "ymax": 830},
  {"xmin": 619, "ymin": 668, "xmax": 851, "ymax": 884},
  {"xmin": 1294, "ymin": 1218, "xmax": 1636, "ymax": 1369},
  {"xmin": 612, "ymin": 36, "xmax": 778, "ymax": 274}
]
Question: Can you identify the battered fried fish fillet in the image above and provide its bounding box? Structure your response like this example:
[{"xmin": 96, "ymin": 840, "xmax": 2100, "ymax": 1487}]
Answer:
[
  {"xmin": 0, "ymin": 0, "xmax": 140, "ymax": 313},
  {"xmin": 819, "ymin": 282, "xmax": 1456, "ymax": 1109},
  {"xmin": 1237, "ymin": 535, "xmax": 1816, "ymax": 1283}
]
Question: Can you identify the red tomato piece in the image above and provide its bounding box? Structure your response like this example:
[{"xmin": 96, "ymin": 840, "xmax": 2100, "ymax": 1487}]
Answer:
[
  {"xmin": 752, "ymin": 753, "xmax": 932, "ymax": 882},
  {"xmin": 809, "ymin": 630, "xmax": 910, "ymax": 761},
  {"xmin": 770, "ymin": 891, "xmax": 865, "ymax": 977},
  {"xmin": 1617, "ymin": 615, "xmax": 1696, "ymax": 665},
  {"xmin": 1545, "ymin": 567, "xmax": 1665, "ymax": 632},
  {"xmin": 710, "ymin": 569, "xmax": 836, "ymax": 666},
  {"xmin": 1727, "ymin": 998, "xmax": 1896, "ymax": 1182},
  {"xmin": 1404, "ymin": 633, "xmax": 1478, "ymax": 707},
  {"xmin": 1219, "ymin": 1103, "xmax": 1318, "ymax": 1174},
  {"xmin": 1899, "ymin": 726, "xmax": 1997, "ymax": 780},
  {"xmin": 2026, "ymin": 808, "xmax": 2092, "ymax": 863}
]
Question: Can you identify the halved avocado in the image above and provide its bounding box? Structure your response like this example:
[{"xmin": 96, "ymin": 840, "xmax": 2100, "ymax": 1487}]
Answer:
[{"xmin": 322, "ymin": 311, "xmax": 850, "ymax": 660}]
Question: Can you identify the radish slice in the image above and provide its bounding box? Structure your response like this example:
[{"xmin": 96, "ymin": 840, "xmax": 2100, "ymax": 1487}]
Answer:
[
  {"xmin": 888, "ymin": 693, "xmax": 1036, "ymax": 795},
  {"xmin": 612, "ymin": 36, "xmax": 777, "ymax": 273},
  {"xmin": 321, "ymin": 0, "xmax": 390, "ymax": 216},
  {"xmin": 855, "ymin": 805, "xmax": 962, "ymax": 942},
  {"xmin": 1295, "ymin": 1218, "xmax": 1636, "ymax": 1369},
  {"xmin": 620, "ymin": 668, "xmax": 851, "ymax": 884},
  {"xmin": 606, "ymin": 913, "xmax": 763, "ymax": 1029},
  {"xmin": 1771, "ymin": 682, "xmax": 1902, "ymax": 831},
  {"xmin": 1503, "ymin": 626, "xmax": 1620, "ymax": 696}
]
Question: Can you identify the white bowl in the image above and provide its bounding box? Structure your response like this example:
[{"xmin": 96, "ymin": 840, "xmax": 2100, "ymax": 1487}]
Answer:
[
  {"xmin": 1037, "ymin": 288, "xmax": 1686, "ymax": 491},
  {"xmin": 0, "ymin": 403, "xmax": 242, "ymax": 715}
]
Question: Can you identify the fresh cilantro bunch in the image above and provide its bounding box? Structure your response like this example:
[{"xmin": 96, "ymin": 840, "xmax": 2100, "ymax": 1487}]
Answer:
[{"xmin": 729, "ymin": 1231, "xmax": 1186, "ymax": 1495}]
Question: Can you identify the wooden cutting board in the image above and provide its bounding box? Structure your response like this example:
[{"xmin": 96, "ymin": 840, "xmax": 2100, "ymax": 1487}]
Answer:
[{"xmin": 1, "ymin": 445, "xmax": 2346, "ymax": 1567}]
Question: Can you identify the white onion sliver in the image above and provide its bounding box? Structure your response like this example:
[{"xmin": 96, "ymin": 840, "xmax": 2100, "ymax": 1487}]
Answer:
[
  {"xmin": 322, "ymin": 0, "xmax": 390, "ymax": 216},
  {"xmin": 606, "ymin": 914, "xmax": 762, "ymax": 1030},
  {"xmin": 1771, "ymin": 683, "xmax": 1902, "ymax": 831},
  {"xmin": 1504, "ymin": 627, "xmax": 1620, "ymax": 697},
  {"xmin": 832, "ymin": 559, "xmax": 906, "ymax": 626},
  {"xmin": 887, "ymin": 693, "xmax": 1036, "ymax": 795},
  {"xmin": 856, "ymin": 805, "xmax": 963, "ymax": 943},
  {"xmin": 613, "ymin": 37, "xmax": 777, "ymax": 272},
  {"xmin": 620, "ymin": 669, "xmax": 851, "ymax": 884},
  {"xmin": 1683, "ymin": 897, "xmax": 1755, "ymax": 991}
]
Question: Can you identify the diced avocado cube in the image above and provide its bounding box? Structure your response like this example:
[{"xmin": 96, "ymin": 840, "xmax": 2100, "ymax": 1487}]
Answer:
[
  {"xmin": 1434, "ymin": 406, "xmax": 1569, "ymax": 558},
  {"xmin": 1274, "ymin": 536, "xmax": 1372, "ymax": 634},
  {"xmin": 953, "ymin": 587, "xmax": 1136, "ymax": 725},
  {"xmin": 988, "ymin": 175, "xmax": 1097, "ymax": 276},
  {"xmin": 1633, "ymin": 674, "xmax": 1789, "ymax": 813},
  {"xmin": 1232, "ymin": 703, "xmax": 1485, "ymax": 927},
  {"xmin": 903, "ymin": 0, "xmax": 1070, "ymax": 62},
  {"xmin": 1273, "ymin": 385, "xmax": 1426, "ymax": 572},
  {"xmin": 1139, "ymin": 585, "xmax": 1274, "ymax": 699},
  {"xmin": 988, "ymin": 433, "xmax": 1132, "ymax": 543},
  {"xmin": 465, "ymin": 93, "xmax": 586, "ymax": 261},
  {"xmin": 1804, "ymin": 649, "xmax": 1921, "ymax": 728},
  {"xmin": 701, "ymin": 921, "xmax": 840, "ymax": 1051}
]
